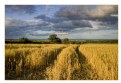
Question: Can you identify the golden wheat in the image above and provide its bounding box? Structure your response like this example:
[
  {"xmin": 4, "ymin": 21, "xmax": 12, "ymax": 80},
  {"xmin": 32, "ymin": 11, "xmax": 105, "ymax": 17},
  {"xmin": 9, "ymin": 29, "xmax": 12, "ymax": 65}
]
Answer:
[
  {"xmin": 45, "ymin": 45, "xmax": 81, "ymax": 80},
  {"xmin": 5, "ymin": 44, "xmax": 66, "ymax": 79},
  {"xmin": 79, "ymin": 44, "xmax": 118, "ymax": 80},
  {"xmin": 5, "ymin": 44, "xmax": 118, "ymax": 80},
  {"xmin": 25, "ymin": 46, "xmax": 65, "ymax": 69}
]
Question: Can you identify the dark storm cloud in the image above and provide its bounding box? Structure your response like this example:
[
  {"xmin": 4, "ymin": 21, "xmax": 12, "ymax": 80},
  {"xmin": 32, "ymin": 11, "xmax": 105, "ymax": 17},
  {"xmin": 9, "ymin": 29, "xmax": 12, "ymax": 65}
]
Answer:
[
  {"xmin": 54, "ymin": 5, "xmax": 118, "ymax": 26},
  {"xmin": 34, "ymin": 18, "xmax": 93, "ymax": 31},
  {"xmin": 34, "ymin": 5, "xmax": 118, "ymax": 32},
  {"xmin": 34, "ymin": 14, "xmax": 93, "ymax": 31},
  {"xmin": 34, "ymin": 15, "xmax": 50, "ymax": 20},
  {"xmin": 55, "ymin": 5, "xmax": 88, "ymax": 19},
  {"xmin": 5, "ymin": 17, "xmax": 56, "ymax": 38},
  {"xmin": 53, "ymin": 20, "xmax": 93, "ymax": 31},
  {"xmin": 72, "ymin": 20, "xmax": 93, "ymax": 28},
  {"xmin": 98, "ymin": 16, "xmax": 118, "ymax": 24},
  {"xmin": 34, "ymin": 14, "xmax": 68, "ymax": 23},
  {"xmin": 5, "ymin": 18, "xmax": 49, "ymax": 28},
  {"xmin": 53, "ymin": 21, "xmax": 74, "ymax": 31},
  {"xmin": 5, "ymin": 5, "xmax": 118, "ymax": 39},
  {"xmin": 55, "ymin": 5, "xmax": 118, "ymax": 20},
  {"xmin": 5, "ymin": 5, "xmax": 36, "ymax": 14}
]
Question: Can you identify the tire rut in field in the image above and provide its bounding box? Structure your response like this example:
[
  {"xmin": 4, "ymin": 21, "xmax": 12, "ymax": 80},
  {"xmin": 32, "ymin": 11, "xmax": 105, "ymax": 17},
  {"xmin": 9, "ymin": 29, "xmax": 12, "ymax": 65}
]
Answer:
[
  {"xmin": 30, "ymin": 47, "xmax": 66, "ymax": 80},
  {"xmin": 45, "ymin": 45, "xmax": 82, "ymax": 80},
  {"xmin": 41, "ymin": 47, "xmax": 66, "ymax": 70},
  {"xmin": 75, "ymin": 45, "xmax": 99, "ymax": 80},
  {"xmin": 17, "ymin": 47, "xmax": 66, "ymax": 80}
]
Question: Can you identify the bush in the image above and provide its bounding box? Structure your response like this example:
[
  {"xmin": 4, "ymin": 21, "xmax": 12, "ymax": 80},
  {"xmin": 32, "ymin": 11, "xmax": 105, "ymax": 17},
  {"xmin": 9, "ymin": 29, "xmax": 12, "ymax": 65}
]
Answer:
[
  {"xmin": 19, "ymin": 37, "xmax": 31, "ymax": 43},
  {"xmin": 63, "ymin": 38, "xmax": 70, "ymax": 44}
]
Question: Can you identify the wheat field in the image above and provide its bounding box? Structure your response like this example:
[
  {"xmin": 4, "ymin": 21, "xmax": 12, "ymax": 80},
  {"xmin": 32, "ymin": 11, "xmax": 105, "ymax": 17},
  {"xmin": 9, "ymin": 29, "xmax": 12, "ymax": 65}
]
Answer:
[{"xmin": 5, "ymin": 44, "xmax": 118, "ymax": 80}]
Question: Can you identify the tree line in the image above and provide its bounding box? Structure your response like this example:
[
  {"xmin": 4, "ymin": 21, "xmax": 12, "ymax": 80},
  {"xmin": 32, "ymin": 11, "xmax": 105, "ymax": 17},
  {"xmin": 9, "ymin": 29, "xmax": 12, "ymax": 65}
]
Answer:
[{"xmin": 5, "ymin": 34, "xmax": 118, "ymax": 44}]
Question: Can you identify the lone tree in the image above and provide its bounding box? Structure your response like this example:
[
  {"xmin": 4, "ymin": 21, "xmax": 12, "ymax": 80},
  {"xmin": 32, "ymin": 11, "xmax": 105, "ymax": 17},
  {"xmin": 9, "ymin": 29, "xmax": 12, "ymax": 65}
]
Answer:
[
  {"xmin": 19, "ymin": 37, "xmax": 31, "ymax": 43},
  {"xmin": 48, "ymin": 34, "xmax": 61, "ymax": 43}
]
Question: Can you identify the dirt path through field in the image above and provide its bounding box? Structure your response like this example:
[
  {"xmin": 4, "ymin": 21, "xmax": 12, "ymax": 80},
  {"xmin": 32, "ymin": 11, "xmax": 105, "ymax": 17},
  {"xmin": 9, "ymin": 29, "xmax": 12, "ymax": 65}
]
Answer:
[
  {"xmin": 17, "ymin": 47, "xmax": 66, "ymax": 80},
  {"xmin": 75, "ymin": 45, "xmax": 99, "ymax": 80}
]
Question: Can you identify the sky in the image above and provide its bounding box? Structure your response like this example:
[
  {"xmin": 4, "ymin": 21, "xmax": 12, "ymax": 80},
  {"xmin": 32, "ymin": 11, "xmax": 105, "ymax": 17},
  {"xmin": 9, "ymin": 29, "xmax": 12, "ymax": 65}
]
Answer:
[{"xmin": 5, "ymin": 5, "xmax": 118, "ymax": 39}]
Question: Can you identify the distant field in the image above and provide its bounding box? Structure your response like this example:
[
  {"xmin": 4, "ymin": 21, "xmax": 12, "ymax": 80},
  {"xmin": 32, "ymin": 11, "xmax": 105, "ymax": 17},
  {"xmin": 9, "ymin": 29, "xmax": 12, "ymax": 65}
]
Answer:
[{"xmin": 5, "ymin": 44, "xmax": 118, "ymax": 80}]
